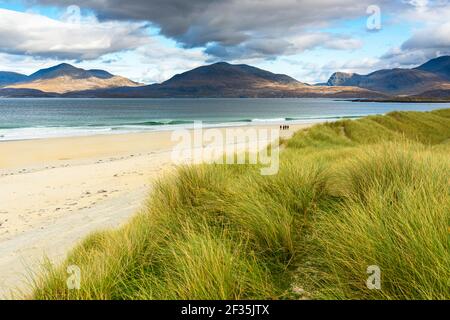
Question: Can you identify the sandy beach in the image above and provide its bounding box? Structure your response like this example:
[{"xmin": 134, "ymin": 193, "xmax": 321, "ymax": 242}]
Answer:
[{"xmin": 0, "ymin": 123, "xmax": 312, "ymax": 298}]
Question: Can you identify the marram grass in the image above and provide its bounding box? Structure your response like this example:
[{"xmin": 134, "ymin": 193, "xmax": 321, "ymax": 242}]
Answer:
[{"xmin": 32, "ymin": 109, "xmax": 450, "ymax": 300}]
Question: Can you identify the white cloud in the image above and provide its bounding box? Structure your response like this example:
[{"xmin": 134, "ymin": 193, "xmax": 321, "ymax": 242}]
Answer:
[
  {"xmin": 0, "ymin": 52, "xmax": 62, "ymax": 75},
  {"xmin": 381, "ymin": 2, "xmax": 450, "ymax": 66},
  {"xmin": 286, "ymin": 57, "xmax": 382, "ymax": 83},
  {"xmin": 0, "ymin": 8, "xmax": 150, "ymax": 60},
  {"xmin": 289, "ymin": 34, "xmax": 363, "ymax": 52},
  {"xmin": 134, "ymin": 42, "xmax": 208, "ymax": 83}
]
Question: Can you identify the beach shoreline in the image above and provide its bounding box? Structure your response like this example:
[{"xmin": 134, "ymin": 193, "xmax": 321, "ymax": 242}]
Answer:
[
  {"xmin": 0, "ymin": 122, "xmax": 312, "ymax": 298},
  {"xmin": 0, "ymin": 119, "xmax": 327, "ymax": 143}
]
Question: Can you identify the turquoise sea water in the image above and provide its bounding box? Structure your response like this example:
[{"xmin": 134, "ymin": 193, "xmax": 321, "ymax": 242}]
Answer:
[{"xmin": 0, "ymin": 98, "xmax": 448, "ymax": 141}]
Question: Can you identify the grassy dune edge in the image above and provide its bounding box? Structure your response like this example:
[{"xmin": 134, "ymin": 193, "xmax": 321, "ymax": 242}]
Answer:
[{"xmin": 31, "ymin": 109, "xmax": 450, "ymax": 300}]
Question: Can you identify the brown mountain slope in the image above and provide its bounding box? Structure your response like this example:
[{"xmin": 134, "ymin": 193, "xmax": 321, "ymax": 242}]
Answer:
[
  {"xmin": 6, "ymin": 63, "xmax": 142, "ymax": 93},
  {"xmin": 8, "ymin": 75, "xmax": 141, "ymax": 94}
]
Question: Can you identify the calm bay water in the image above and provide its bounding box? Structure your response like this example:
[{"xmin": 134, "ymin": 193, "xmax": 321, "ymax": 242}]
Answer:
[{"xmin": 0, "ymin": 98, "xmax": 448, "ymax": 141}]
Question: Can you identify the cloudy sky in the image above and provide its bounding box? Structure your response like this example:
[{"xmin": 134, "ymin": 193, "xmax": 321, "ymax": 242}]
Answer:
[{"xmin": 0, "ymin": 0, "xmax": 449, "ymax": 84}]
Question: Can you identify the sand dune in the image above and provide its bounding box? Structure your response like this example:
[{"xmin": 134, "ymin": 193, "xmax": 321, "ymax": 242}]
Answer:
[{"xmin": 0, "ymin": 123, "xmax": 310, "ymax": 298}]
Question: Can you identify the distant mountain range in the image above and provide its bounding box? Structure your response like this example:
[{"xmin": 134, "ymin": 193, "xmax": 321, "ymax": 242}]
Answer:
[
  {"xmin": 1, "ymin": 56, "xmax": 450, "ymax": 99},
  {"xmin": 68, "ymin": 62, "xmax": 381, "ymax": 98},
  {"xmin": 0, "ymin": 63, "xmax": 141, "ymax": 94},
  {"xmin": 326, "ymin": 56, "xmax": 450, "ymax": 98}
]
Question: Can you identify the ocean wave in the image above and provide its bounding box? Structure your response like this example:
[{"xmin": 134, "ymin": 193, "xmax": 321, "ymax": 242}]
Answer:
[
  {"xmin": 0, "ymin": 115, "xmax": 366, "ymax": 141},
  {"xmin": 115, "ymin": 120, "xmax": 197, "ymax": 126},
  {"xmin": 250, "ymin": 118, "xmax": 286, "ymax": 122},
  {"xmin": 285, "ymin": 115, "xmax": 362, "ymax": 121}
]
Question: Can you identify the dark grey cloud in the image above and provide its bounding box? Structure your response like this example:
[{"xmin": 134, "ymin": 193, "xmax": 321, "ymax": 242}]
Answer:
[
  {"xmin": 28, "ymin": 0, "xmax": 403, "ymax": 59},
  {"xmin": 401, "ymin": 24, "xmax": 450, "ymax": 52},
  {"xmin": 205, "ymin": 33, "xmax": 362, "ymax": 60},
  {"xmin": 30, "ymin": 0, "xmax": 220, "ymax": 41}
]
